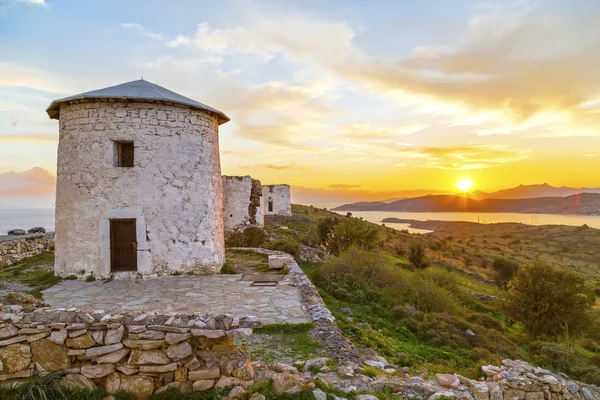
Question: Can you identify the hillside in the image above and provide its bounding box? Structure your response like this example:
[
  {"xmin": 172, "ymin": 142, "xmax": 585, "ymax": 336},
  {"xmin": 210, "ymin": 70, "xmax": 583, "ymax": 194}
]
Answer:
[
  {"xmin": 470, "ymin": 183, "xmax": 600, "ymax": 200},
  {"xmin": 333, "ymin": 193, "xmax": 600, "ymax": 215}
]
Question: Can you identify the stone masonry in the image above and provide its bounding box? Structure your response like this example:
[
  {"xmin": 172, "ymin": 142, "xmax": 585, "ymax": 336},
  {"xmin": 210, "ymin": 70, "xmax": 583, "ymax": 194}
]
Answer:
[
  {"xmin": 0, "ymin": 233, "xmax": 54, "ymax": 266},
  {"xmin": 52, "ymin": 95, "xmax": 226, "ymax": 279},
  {"xmin": 0, "ymin": 307, "xmax": 259, "ymax": 397},
  {"xmin": 222, "ymin": 176, "xmax": 264, "ymax": 233}
]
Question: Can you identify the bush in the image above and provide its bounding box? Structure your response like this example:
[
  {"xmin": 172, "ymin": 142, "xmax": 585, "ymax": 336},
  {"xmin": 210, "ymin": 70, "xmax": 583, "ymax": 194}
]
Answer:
[
  {"xmin": 317, "ymin": 217, "xmax": 337, "ymax": 244},
  {"xmin": 266, "ymin": 237, "xmax": 301, "ymax": 260},
  {"xmin": 408, "ymin": 242, "xmax": 430, "ymax": 270},
  {"xmin": 504, "ymin": 262, "xmax": 594, "ymax": 337},
  {"xmin": 327, "ymin": 218, "xmax": 380, "ymax": 256},
  {"xmin": 529, "ymin": 340, "xmax": 600, "ymax": 385},
  {"xmin": 225, "ymin": 226, "xmax": 267, "ymax": 248},
  {"xmin": 492, "ymin": 257, "xmax": 519, "ymax": 290}
]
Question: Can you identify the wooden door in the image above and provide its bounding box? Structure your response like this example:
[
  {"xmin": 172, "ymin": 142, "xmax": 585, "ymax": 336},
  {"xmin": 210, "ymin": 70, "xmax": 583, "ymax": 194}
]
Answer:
[{"xmin": 110, "ymin": 219, "xmax": 137, "ymax": 272}]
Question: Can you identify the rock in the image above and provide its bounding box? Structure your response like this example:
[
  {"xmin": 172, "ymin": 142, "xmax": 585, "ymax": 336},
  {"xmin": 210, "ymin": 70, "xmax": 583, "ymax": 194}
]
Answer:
[
  {"xmin": 68, "ymin": 329, "xmax": 87, "ymax": 338},
  {"xmin": 228, "ymin": 386, "xmax": 246, "ymax": 398},
  {"xmin": 192, "ymin": 379, "xmax": 216, "ymax": 392},
  {"xmin": 0, "ymin": 343, "xmax": 31, "ymax": 373},
  {"xmin": 339, "ymin": 308, "xmax": 353, "ymax": 316},
  {"xmin": 487, "ymin": 382, "xmax": 503, "ymax": 400},
  {"xmin": 189, "ymin": 367, "xmax": 221, "ymax": 381},
  {"xmin": 304, "ymin": 357, "xmax": 329, "ymax": 372},
  {"xmin": 49, "ymin": 329, "xmax": 68, "ymax": 345},
  {"xmin": 436, "ymin": 374, "xmax": 460, "ymax": 388},
  {"xmin": 364, "ymin": 359, "xmax": 385, "ymax": 370},
  {"xmin": 320, "ymin": 366, "xmax": 332, "ymax": 373},
  {"xmin": 156, "ymin": 382, "xmax": 181, "ymax": 393},
  {"xmin": 104, "ymin": 326, "xmax": 124, "ymax": 345},
  {"xmin": 139, "ymin": 363, "xmax": 178, "ymax": 373},
  {"xmin": 175, "ymin": 367, "xmax": 188, "ymax": 382},
  {"xmin": 337, "ymin": 365, "xmax": 355, "ymax": 378},
  {"xmin": 465, "ymin": 330, "xmax": 476, "ymax": 337},
  {"xmin": 66, "ymin": 334, "xmax": 96, "ymax": 349},
  {"xmin": 0, "ymin": 325, "xmax": 18, "ymax": 340},
  {"xmin": 184, "ymin": 356, "xmax": 201, "ymax": 371},
  {"xmin": 67, "ymin": 349, "xmax": 85, "ymax": 356},
  {"xmin": 81, "ymin": 363, "xmax": 116, "ymax": 379},
  {"xmin": 0, "ymin": 369, "xmax": 31, "ymax": 381},
  {"xmin": 430, "ymin": 391, "xmax": 461, "ymax": 400},
  {"xmin": 128, "ymin": 349, "xmax": 170, "ymax": 365},
  {"xmin": 226, "ymin": 328, "xmax": 253, "ymax": 337},
  {"xmin": 357, "ymin": 396, "xmax": 378, "ymax": 400},
  {"xmin": 272, "ymin": 372, "xmax": 307, "ymax": 395},
  {"xmin": 117, "ymin": 365, "xmax": 138, "ymax": 375},
  {"xmin": 0, "ymin": 336, "xmax": 26, "ymax": 346},
  {"xmin": 26, "ymin": 332, "xmax": 50, "ymax": 343},
  {"xmin": 119, "ymin": 374, "xmax": 155, "ymax": 399},
  {"xmin": 105, "ymin": 372, "xmax": 121, "ymax": 393},
  {"xmin": 165, "ymin": 341, "xmax": 192, "ymax": 361},
  {"xmin": 96, "ymin": 348, "xmax": 130, "ymax": 364},
  {"xmin": 85, "ymin": 343, "xmax": 124, "ymax": 358},
  {"xmin": 232, "ymin": 364, "xmax": 254, "ymax": 380},
  {"xmin": 165, "ymin": 332, "xmax": 191, "ymax": 344},
  {"xmin": 122, "ymin": 339, "xmax": 165, "ymax": 349},
  {"xmin": 61, "ymin": 374, "xmax": 97, "ymax": 390},
  {"xmin": 566, "ymin": 381, "xmax": 580, "ymax": 394},
  {"xmin": 215, "ymin": 376, "xmax": 248, "ymax": 390},
  {"xmin": 191, "ymin": 329, "xmax": 226, "ymax": 338},
  {"xmin": 272, "ymin": 362, "xmax": 298, "ymax": 373},
  {"xmin": 30, "ymin": 339, "xmax": 70, "ymax": 370},
  {"xmin": 482, "ymin": 365, "xmax": 502, "ymax": 378},
  {"xmin": 471, "ymin": 382, "xmax": 489, "ymax": 400},
  {"xmin": 313, "ymin": 389, "xmax": 328, "ymax": 400},
  {"xmin": 250, "ymin": 394, "xmax": 266, "ymax": 400}
]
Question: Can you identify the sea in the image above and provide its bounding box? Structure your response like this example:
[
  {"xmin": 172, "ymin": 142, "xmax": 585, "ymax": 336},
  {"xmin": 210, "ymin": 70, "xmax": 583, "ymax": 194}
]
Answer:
[
  {"xmin": 306, "ymin": 203, "xmax": 600, "ymax": 234},
  {"xmin": 2, "ymin": 206, "xmax": 600, "ymax": 236},
  {"xmin": 0, "ymin": 209, "xmax": 55, "ymax": 235}
]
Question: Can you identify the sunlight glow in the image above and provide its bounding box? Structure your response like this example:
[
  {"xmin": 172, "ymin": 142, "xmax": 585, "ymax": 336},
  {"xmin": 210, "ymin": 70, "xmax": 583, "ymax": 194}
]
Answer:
[{"xmin": 456, "ymin": 178, "xmax": 474, "ymax": 192}]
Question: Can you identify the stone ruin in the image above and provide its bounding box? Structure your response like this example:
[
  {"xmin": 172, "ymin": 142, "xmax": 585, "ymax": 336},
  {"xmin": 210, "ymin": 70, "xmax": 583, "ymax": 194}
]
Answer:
[
  {"xmin": 222, "ymin": 176, "xmax": 264, "ymax": 233},
  {"xmin": 263, "ymin": 184, "xmax": 292, "ymax": 216}
]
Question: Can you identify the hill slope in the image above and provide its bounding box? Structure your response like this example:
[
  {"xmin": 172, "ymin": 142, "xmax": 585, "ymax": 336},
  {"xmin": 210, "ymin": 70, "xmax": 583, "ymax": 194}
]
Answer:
[{"xmin": 333, "ymin": 193, "xmax": 600, "ymax": 215}]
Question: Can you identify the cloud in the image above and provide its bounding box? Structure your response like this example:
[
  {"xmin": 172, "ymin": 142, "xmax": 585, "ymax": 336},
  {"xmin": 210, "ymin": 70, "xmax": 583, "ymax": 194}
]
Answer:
[
  {"xmin": 0, "ymin": 167, "xmax": 55, "ymax": 196},
  {"xmin": 329, "ymin": 183, "xmax": 361, "ymax": 190},
  {"xmin": 238, "ymin": 163, "xmax": 307, "ymax": 170},
  {"xmin": 401, "ymin": 144, "xmax": 531, "ymax": 169},
  {"xmin": 122, "ymin": 23, "xmax": 163, "ymax": 41}
]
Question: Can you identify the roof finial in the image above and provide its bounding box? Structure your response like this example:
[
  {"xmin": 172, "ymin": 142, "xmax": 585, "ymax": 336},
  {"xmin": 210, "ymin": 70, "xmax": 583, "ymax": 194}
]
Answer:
[{"xmin": 141, "ymin": 76, "xmax": 144, "ymax": 80}]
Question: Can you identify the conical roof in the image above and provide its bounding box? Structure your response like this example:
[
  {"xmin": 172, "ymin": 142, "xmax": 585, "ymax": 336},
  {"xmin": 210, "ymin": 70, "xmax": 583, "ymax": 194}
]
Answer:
[{"xmin": 46, "ymin": 79, "xmax": 229, "ymax": 124}]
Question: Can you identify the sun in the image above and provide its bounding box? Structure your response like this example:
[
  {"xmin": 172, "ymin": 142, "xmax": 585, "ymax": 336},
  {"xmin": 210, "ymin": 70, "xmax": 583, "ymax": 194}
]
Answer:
[{"xmin": 456, "ymin": 178, "xmax": 474, "ymax": 192}]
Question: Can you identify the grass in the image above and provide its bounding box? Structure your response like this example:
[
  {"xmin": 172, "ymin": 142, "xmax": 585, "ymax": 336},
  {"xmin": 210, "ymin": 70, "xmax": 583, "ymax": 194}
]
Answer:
[
  {"xmin": 236, "ymin": 323, "xmax": 324, "ymax": 364},
  {"xmin": 224, "ymin": 249, "xmax": 270, "ymax": 274},
  {"xmin": 0, "ymin": 252, "xmax": 62, "ymax": 300}
]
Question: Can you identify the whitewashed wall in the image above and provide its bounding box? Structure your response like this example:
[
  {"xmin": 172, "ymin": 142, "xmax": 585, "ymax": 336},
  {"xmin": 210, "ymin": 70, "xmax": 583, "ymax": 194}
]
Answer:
[
  {"xmin": 262, "ymin": 185, "xmax": 292, "ymax": 216},
  {"xmin": 54, "ymin": 100, "xmax": 224, "ymax": 278}
]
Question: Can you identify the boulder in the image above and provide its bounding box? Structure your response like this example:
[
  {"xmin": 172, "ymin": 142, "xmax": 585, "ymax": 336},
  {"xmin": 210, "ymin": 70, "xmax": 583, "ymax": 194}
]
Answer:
[
  {"xmin": 192, "ymin": 379, "xmax": 216, "ymax": 392},
  {"xmin": 105, "ymin": 372, "xmax": 121, "ymax": 393},
  {"xmin": 0, "ymin": 325, "xmax": 18, "ymax": 340},
  {"xmin": 60, "ymin": 374, "xmax": 97, "ymax": 390},
  {"xmin": 436, "ymin": 374, "xmax": 460, "ymax": 388},
  {"xmin": 189, "ymin": 367, "xmax": 220, "ymax": 381},
  {"xmin": 119, "ymin": 374, "xmax": 155, "ymax": 399},
  {"xmin": 30, "ymin": 339, "xmax": 70, "ymax": 370},
  {"xmin": 0, "ymin": 343, "xmax": 31, "ymax": 374},
  {"xmin": 105, "ymin": 326, "xmax": 124, "ymax": 345},
  {"xmin": 232, "ymin": 364, "xmax": 254, "ymax": 380},
  {"xmin": 304, "ymin": 357, "xmax": 329, "ymax": 372},
  {"xmin": 215, "ymin": 376, "xmax": 248, "ymax": 390},
  {"xmin": 272, "ymin": 372, "xmax": 307, "ymax": 395},
  {"xmin": 313, "ymin": 389, "xmax": 328, "ymax": 400}
]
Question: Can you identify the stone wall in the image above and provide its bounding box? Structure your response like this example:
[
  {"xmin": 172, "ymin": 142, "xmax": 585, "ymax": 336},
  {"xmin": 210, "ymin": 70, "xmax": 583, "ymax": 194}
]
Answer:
[
  {"xmin": 0, "ymin": 307, "xmax": 259, "ymax": 397},
  {"xmin": 263, "ymin": 184, "xmax": 292, "ymax": 216},
  {"xmin": 54, "ymin": 100, "xmax": 225, "ymax": 279},
  {"xmin": 222, "ymin": 176, "xmax": 264, "ymax": 233},
  {"xmin": 0, "ymin": 233, "xmax": 54, "ymax": 266}
]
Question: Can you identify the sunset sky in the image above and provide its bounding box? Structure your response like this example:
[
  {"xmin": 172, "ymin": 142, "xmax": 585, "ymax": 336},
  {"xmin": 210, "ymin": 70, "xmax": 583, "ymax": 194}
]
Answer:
[{"xmin": 1, "ymin": 0, "xmax": 600, "ymax": 207}]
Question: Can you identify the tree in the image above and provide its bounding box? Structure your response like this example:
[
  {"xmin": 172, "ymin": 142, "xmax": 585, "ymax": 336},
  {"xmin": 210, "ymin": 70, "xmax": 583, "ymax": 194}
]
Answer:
[
  {"xmin": 492, "ymin": 257, "xmax": 519, "ymax": 290},
  {"xmin": 327, "ymin": 217, "xmax": 379, "ymax": 256},
  {"xmin": 408, "ymin": 242, "xmax": 430, "ymax": 270},
  {"xmin": 317, "ymin": 217, "xmax": 338, "ymax": 245},
  {"xmin": 504, "ymin": 261, "xmax": 594, "ymax": 337}
]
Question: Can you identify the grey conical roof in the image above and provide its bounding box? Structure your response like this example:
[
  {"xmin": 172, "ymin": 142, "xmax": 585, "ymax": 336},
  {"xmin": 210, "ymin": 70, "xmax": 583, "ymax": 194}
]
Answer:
[{"xmin": 46, "ymin": 79, "xmax": 229, "ymax": 124}]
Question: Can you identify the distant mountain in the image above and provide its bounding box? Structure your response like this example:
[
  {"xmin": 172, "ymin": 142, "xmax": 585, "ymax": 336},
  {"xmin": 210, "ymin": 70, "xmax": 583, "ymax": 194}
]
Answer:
[
  {"xmin": 332, "ymin": 193, "xmax": 600, "ymax": 215},
  {"xmin": 468, "ymin": 183, "xmax": 600, "ymax": 200}
]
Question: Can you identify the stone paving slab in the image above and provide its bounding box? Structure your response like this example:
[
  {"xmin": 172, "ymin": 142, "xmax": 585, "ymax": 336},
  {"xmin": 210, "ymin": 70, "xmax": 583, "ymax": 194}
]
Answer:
[{"xmin": 42, "ymin": 274, "xmax": 310, "ymax": 325}]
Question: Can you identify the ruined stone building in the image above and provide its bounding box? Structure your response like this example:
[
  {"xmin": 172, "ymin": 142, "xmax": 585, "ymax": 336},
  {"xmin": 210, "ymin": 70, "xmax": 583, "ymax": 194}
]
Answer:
[
  {"xmin": 263, "ymin": 184, "xmax": 292, "ymax": 216},
  {"xmin": 47, "ymin": 79, "xmax": 228, "ymax": 278},
  {"xmin": 222, "ymin": 176, "xmax": 264, "ymax": 233}
]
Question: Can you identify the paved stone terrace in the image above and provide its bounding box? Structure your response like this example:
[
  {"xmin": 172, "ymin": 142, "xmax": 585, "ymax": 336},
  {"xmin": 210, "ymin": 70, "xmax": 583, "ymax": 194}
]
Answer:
[{"xmin": 42, "ymin": 274, "xmax": 310, "ymax": 325}]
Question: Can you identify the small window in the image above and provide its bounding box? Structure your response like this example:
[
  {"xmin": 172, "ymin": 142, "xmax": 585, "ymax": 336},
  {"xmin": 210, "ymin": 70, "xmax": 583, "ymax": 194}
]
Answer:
[
  {"xmin": 268, "ymin": 201, "xmax": 273, "ymax": 212},
  {"xmin": 269, "ymin": 186, "xmax": 274, "ymax": 193},
  {"xmin": 114, "ymin": 141, "xmax": 134, "ymax": 167}
]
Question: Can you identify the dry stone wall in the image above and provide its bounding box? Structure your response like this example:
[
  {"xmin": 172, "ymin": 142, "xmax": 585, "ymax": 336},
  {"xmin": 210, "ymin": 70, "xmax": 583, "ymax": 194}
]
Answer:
[
  {"xmin": 0, "ymin": 307, "xmax": 260, "ymax": 397},
  {"xmin": 0, "ymin": 234, "xmax": 54, "ymax": 266}
]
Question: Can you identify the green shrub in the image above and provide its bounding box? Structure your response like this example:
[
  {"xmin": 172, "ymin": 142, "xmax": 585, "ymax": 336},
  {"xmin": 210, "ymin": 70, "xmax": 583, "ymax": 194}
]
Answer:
[
  {"xmin": 317, "ymin": 217, "xmax": 337, "ymax": 244},
  {"xmin": 225, "ymin": 226, "xmax": 267, "ymax": 248},
  {"xmin": 528, "ymin": 340, "xmax": 600, "ymax": 385},
  {"xmin": 492, "ymin": 257, "xmax": 519, "ymax": 290},
  {"xmin": 408, "ymin": 242, "xmax": 430, "ymax": 270},
  {"xmin": 219, "ymin": 261, "xmax": 237, "ymax": 274},
  {"xmin": 266, "ymin": 237, "xmax": 301, "ymax": 260},
  {"xmin": 327, "ymin": 218, "xmax": 380, "ymax": 256},
  {"xmin": 85, "ymin": 274, "xmax": 96, "ymax": 282},
  {"xmin": 504, "ymin": 262, "xmax": 594, "ymax": 337}
]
